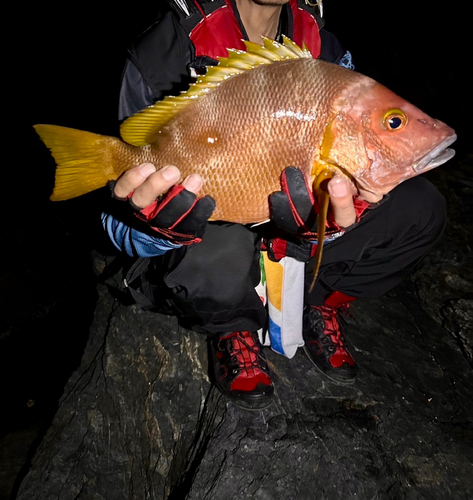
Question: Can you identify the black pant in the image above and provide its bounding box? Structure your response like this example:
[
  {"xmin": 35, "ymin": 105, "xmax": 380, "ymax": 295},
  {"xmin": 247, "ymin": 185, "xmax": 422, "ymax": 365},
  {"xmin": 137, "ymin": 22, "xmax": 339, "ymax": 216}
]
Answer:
[{"xmin": 152, "ymin": 177, "xmax": 446, "ymax": 335}]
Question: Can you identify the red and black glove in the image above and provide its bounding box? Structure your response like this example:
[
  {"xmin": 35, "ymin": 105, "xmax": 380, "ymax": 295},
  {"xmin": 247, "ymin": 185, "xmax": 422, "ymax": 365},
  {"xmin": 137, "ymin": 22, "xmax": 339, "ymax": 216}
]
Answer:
[
  {"xmin": 131, "ymin": 185, "xmax": 216, "ymax": 245},
  {"xmin": 269, "ymin": 166, "xmax": 320, "ymax": 240}
]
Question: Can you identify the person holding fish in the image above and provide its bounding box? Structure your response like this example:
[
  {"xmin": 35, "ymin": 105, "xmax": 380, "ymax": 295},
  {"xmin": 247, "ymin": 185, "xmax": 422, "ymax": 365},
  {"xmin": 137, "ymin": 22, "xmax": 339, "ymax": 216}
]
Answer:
[{"xmin": 53, "ymin": 0, "xmax": 451, "ymax": 410}]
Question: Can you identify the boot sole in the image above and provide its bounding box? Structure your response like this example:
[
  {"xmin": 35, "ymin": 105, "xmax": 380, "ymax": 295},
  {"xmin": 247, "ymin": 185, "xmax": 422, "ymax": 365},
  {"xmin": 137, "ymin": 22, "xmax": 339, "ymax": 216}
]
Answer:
[
  {"xmin": 303, "ymin": 346, "xmax": 357, "ymax": 385},
  {"xmin": 220, "ymin": 383, "xmax": 275, "ymax": 411}
]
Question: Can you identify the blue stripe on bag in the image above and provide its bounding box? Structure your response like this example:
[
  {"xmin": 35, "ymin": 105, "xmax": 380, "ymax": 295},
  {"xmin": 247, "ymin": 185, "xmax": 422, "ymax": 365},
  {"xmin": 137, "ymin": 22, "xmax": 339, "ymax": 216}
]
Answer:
[{"xmin": 268, "ymin": 317, "xmax": 284, "ymax": 355}]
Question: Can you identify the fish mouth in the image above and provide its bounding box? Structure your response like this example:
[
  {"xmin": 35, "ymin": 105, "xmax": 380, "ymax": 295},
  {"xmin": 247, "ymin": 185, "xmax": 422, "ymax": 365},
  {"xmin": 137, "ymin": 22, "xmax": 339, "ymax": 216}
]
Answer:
[{"xmin": 412, "ymin": 134, "xmax": 457, "ymax": 174}]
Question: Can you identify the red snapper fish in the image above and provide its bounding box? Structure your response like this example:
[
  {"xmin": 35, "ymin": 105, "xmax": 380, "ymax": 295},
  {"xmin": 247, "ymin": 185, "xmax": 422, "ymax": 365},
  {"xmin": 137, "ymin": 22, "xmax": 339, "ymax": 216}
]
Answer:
[{"xmin": 34, "ymin": 37, "xmax": 456, "ymax": 283}]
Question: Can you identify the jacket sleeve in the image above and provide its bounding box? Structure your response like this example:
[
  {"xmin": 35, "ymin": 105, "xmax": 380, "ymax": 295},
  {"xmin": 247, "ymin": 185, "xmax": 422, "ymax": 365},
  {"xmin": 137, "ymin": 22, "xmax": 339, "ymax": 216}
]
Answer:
[
  {"xmin": 118, "ymin": 10, "xmax": 196, "ymax": 121},
  {"xmin": 102, "ymin": 212, "xmax": 182, "ymax": 257},
  {"xmin": 118, "ymin": 59, "xmax": 157, "ymax": 122}
]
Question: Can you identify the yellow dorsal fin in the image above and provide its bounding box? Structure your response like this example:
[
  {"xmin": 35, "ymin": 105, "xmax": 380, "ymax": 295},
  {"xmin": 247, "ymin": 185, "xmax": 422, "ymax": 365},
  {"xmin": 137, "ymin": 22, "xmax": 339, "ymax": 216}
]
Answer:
[{"xmin": 120, "ymin": 36, "xmax": 312, "ymax": 146}]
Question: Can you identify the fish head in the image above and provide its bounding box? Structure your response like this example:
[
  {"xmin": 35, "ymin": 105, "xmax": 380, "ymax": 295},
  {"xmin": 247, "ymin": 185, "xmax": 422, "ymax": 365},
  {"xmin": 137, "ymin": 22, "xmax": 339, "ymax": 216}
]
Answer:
[{"xmin": 322, "ymin": 81, "xmax": 456, "ymax": 199}]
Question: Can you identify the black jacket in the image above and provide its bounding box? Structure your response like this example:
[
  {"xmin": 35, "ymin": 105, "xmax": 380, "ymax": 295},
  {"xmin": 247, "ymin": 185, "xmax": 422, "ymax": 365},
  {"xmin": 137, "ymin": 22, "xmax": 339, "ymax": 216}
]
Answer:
[{"xmin": 118, "ymin": 0, "xmax": 352, "ymax": 121}]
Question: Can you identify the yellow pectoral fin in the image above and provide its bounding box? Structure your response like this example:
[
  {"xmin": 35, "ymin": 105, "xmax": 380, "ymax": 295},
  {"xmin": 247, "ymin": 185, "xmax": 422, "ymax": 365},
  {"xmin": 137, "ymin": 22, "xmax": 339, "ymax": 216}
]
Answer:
[
  {"xmin": 308, "ymin": 114, "xmax": 341, "ymax": 292},
  {"xmin": 309, "ymin": 165, "xmax": 336, "ymax": 293}
]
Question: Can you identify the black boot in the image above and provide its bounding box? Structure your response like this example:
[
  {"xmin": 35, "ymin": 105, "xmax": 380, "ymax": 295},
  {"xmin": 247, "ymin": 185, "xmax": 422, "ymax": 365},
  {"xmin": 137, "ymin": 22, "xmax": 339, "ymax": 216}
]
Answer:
[
  {"xmin": 210, "ymin": 331, "xmax": 274, "ymax": 410},
  {"xmin": 303, "ymin": 291, "xmax": 357, "ymax": 384}
]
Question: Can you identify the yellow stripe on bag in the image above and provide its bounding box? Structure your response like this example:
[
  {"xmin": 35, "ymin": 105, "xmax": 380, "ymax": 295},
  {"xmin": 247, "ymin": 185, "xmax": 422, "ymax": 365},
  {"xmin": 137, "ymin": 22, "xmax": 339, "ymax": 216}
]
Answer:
[{"xmin": 263, "ymin": 253, "xmax": 284, "ymax": 311}]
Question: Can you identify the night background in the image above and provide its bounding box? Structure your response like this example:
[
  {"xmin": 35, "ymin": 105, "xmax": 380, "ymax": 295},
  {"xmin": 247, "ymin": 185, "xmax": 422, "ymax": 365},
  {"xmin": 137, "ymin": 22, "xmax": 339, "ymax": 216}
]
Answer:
[{"xmin": 2, "ymin": 1, "xmax": 471, "ymax": 499}]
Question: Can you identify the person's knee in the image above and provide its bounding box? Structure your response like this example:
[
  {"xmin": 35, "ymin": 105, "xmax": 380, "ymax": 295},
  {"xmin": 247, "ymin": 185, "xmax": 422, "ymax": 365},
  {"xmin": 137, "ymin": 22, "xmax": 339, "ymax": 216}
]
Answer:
[{"xmin": 390, "ymin": 177, "xmax": 446, "ymax": 236}]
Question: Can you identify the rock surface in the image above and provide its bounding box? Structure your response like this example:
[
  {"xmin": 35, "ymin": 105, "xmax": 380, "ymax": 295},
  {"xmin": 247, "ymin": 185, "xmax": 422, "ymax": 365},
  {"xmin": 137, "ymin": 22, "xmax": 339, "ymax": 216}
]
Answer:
[{"xmin": 12, "ymin": 237, "xmax": 473, "ymax": 499}]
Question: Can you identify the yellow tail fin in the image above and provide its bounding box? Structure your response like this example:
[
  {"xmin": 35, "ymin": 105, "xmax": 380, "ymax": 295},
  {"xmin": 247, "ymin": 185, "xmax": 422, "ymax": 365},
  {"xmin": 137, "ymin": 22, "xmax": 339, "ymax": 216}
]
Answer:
[{"xmin": 34, "ymin": 124, "xmax": 118, "ymax": 201}]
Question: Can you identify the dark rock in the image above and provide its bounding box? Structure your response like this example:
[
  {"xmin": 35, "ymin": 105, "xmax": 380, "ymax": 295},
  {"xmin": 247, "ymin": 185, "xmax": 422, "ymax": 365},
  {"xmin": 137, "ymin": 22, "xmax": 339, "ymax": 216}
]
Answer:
[
  {"xmin": 442, "ymin": 299, "xmax": 473, "ymax": 364},
  {"xmin": 12, "ymin": 259, "xmax": 473, "ymax": 499}
]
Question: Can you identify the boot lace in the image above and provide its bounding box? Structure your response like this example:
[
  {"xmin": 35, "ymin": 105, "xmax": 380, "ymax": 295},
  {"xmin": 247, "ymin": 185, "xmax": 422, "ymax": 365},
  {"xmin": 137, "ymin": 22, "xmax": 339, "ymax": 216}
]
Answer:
[
  {"xmin": 310, "ymin": 303, "xmax": 351, "ymax": 353},
  {"xmin": 221, "ymin": 331, "xmax": 268, "ymax": 375}
]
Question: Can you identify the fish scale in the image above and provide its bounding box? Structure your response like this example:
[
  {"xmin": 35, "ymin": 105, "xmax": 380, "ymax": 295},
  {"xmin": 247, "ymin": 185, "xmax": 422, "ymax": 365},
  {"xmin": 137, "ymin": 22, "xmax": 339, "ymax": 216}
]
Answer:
[{"xmin": 145, "ymin": 58, "xmax": 353, "ymax": 222}]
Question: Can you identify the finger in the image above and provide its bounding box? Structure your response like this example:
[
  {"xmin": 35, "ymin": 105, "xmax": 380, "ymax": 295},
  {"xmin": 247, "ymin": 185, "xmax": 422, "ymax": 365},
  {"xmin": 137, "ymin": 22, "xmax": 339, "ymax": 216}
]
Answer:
[
  {"xmin": 131, "ymin": 165, "xmax": 182, "ymax": 209},
  {"xmin": 181, "ymin": 174, "xmax": 204, "ymax": 195},
  {"xmin": 357, "ymin": 187, "xmax": 384, "ymax": 204},
  {"xmin": 113, "ymin": 163, "xmax": 157, "ymax": 199},
  {"xmin": 327, "ymin": 174, "xmax": 357, "ymax": 228},
  {"xmin": 173, "ymin": 195, "xmax": 216, "ymax": 234},
  {"xmin": 269, "ymin": 191, "xmax": 300, "ymax": 233},
  {"xmin": 152, "ymin": 188, "xmax": 196, "ymax": 227}
]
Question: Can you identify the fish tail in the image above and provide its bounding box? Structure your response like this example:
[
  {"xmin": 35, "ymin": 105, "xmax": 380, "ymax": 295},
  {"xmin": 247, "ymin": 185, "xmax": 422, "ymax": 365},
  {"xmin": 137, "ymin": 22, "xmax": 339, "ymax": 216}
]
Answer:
[{"xmin": 34, "ymin": 124, "xmax": 121, "ymax": 201}]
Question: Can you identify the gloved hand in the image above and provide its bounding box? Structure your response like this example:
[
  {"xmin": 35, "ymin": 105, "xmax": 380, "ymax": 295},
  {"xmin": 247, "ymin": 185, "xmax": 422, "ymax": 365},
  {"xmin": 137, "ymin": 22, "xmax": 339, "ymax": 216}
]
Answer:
[
  {"xmin": 109, "ymin": 164, "xmax": 215, "ymax": 246},
  {"xmin": 132, "ymin": 184, "xmax": 216, "ymax": 245},
  {"xmin": 267, "ymin": 166, "xmax": 367, "ymax": 262},
  {"xmin": 269, "ymin": 166, "xmax": 364, "ymax": 239}
]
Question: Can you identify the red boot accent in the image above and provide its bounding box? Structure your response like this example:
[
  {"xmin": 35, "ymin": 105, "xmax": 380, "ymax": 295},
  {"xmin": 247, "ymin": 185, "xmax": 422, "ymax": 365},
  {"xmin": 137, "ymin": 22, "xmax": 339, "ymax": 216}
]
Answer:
[
  {"xmin": 303, "ymin": 292, "xmax": 358, "ymax": 384},
  {"xmin": 324, "ymin": 291, "xmax": 357, "ymax": 309}
]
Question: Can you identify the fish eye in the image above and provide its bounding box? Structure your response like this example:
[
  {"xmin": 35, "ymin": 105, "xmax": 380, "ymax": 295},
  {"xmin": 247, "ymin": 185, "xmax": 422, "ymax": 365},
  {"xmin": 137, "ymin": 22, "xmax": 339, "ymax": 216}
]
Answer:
[{"xmin": 383, "ymin": 109, "xmax": 407, "ymax": 131}]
